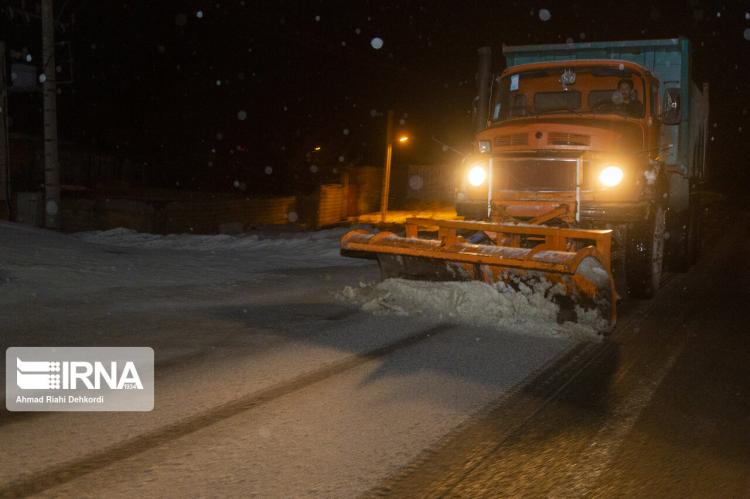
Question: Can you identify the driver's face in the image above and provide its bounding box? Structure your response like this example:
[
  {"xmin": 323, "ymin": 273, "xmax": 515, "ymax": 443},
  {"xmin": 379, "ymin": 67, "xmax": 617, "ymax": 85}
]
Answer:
[{"xmin": 618, "ymin": 84, "xmax": 632, "ymax": 101}]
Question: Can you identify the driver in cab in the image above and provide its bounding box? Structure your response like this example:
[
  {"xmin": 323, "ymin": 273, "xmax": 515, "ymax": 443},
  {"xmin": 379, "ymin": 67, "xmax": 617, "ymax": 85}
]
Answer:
[{"xmin": 611, "ymin": 78, "xmax": 644, "ymax": 117}]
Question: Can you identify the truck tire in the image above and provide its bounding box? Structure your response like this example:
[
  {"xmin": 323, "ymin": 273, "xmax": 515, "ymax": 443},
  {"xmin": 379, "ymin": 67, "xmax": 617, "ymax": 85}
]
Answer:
[
  {"xmin": 665, "ymin": 194, "xmax": 701, "ymax": 272},
  {"xmin": 626, "ymin": 204, "xmax": 665, "ymax": 299}
]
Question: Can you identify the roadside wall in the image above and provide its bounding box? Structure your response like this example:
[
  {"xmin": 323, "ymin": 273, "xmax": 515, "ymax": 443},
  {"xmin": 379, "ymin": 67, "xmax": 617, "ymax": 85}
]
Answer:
[{"xmin": 17, "ymin": 164, "xmax": 451, "ymax": 234}]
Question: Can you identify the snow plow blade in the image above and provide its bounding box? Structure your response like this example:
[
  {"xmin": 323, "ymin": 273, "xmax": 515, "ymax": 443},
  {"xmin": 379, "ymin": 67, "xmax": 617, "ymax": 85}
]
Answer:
[{"xmin": 341, "ymin": 218, "xmax": 616, "ymax": 331}]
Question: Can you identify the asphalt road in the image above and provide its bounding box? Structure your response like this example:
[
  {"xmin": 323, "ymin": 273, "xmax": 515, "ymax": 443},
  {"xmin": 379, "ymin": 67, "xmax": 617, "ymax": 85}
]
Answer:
[{"xmin": 1, "ymin": 204, "xmax": 748, "ymax": 497}]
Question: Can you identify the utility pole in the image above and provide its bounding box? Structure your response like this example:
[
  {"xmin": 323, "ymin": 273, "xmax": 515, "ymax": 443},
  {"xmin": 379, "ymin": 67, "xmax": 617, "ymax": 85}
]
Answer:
[
  {"xmin": 42, "ymin": 0, "xmax": 61, "ymax": 228},
  {"xmin": 476, "ymin": 46, "xmax": 492, "ymax": 133},
  {"xmin": 379, "ymin": 109, "xmax": 394, "ymax": 224},
  {"xmin": 0, "ymin": 42, "xmax": 10, "ymax": 220}
]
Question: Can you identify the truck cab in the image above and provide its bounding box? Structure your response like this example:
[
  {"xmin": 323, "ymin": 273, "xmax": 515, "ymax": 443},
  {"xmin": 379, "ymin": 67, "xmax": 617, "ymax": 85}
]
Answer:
[{"xmin": 457, "ymin": 39, "xmax": 708, "ymax": 298}]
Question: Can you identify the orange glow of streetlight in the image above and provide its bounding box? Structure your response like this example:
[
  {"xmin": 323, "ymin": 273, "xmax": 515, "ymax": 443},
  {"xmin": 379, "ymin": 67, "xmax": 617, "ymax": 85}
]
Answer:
[{"xmin": 397, "ymin": 135, "xmax": 410, "ymax": 144}]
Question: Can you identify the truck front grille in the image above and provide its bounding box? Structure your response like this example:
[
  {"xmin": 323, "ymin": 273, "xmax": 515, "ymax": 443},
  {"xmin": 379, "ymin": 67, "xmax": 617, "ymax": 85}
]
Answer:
[
  {"xmin": 494, "ymin": 133, "xmax": 529, "ymax": 147},
  {"xmin": 494, "ymin": 158, "xmax": 578, "ymax": 191}
]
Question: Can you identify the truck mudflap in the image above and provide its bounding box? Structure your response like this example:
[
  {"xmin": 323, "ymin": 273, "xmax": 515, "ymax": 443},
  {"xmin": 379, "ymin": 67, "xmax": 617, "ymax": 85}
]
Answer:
[{"xmin": 341, "ymin": 218, "xmax": 617, "ymax": 331}]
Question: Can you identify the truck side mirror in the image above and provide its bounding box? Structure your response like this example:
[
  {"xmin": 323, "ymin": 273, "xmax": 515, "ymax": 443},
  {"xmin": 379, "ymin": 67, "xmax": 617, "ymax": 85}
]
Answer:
[{"xmin": 661, "ymin": 88, "xmax": 681, "ymax": 125}]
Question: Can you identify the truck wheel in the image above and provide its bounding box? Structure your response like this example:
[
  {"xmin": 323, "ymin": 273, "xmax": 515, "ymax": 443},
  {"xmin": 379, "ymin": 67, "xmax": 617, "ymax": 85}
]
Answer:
[
  {"xmin": 626, "ymin": 204, "xmax": 665, "ymax": 299},
  {"xmin": 666, "ymin": 195, "xmax": 701, "ymax": 272}
]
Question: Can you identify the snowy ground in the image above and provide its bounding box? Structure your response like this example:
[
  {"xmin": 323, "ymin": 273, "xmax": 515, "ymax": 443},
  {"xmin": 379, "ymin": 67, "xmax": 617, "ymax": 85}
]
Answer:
[
  {"xmin": 0, "ymin": 222, "xmax": 586, "ymax": 497},
  {"xmin": 338, "ymin": 279, "xmax": 603, "ymax": 341}
]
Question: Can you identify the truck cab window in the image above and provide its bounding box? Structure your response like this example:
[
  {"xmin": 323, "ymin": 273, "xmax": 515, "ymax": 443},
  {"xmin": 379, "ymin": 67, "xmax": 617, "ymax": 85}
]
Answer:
[
  {"xmin": 534, "ymin": 91, "xmax": 581, "ymax": 113},
  {"xmin": 491, "ymin": 66, "xmax": 646, "ymax": 121}
]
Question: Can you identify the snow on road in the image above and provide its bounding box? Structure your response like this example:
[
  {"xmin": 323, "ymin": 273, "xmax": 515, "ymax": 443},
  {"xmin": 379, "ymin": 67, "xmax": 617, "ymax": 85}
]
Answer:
[
  {"xmin": 0, "ymin": 222, "xmax": 588, "ymax": 497},
  {"xmin": 339, "ymin": 278, "xmax": 603, "ymax": 341},
  {"xmin": 0, "ymin": 222, "xmax": 367, "ymax": 305}
]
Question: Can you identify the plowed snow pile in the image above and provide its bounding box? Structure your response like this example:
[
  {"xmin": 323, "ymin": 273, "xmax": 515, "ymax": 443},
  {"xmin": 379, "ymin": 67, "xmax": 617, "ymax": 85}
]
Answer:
[
  {"xmin": 75, "ymin": 227, "xmax": 349, "ymax": 252},
  {"xmin": 338, "ymin": 278, "xmax": 605, "ymax": 341}
]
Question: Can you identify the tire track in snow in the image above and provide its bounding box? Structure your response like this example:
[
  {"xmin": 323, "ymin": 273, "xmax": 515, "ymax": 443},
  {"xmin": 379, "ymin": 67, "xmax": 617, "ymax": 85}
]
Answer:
[{"xmin": 547, "ymin": 342, "xmax": 685, "ymax": 497}]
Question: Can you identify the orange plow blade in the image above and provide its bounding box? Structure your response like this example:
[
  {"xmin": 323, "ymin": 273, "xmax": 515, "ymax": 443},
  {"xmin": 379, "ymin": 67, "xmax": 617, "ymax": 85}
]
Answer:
[{"xmin": 341, "ymin": 218, "xmax": 616, "ymax": 331}]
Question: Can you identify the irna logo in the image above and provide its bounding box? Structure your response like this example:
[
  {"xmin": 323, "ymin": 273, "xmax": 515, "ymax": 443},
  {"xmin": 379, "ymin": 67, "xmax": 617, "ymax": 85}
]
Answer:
[{"xmin": 16, "ymin": 358, "xmax": 144, "ymax": 390}]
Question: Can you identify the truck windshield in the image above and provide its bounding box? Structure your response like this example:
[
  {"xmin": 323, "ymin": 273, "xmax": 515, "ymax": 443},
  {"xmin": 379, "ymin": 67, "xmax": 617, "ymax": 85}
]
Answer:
[{"xmin": 490, "ymin": 66, "xmax": 646, "ymax": 121}]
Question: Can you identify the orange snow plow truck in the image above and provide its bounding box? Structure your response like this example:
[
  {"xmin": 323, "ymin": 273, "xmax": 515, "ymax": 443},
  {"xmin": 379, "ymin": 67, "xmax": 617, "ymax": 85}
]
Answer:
[{"xmin": 341, "ymin": 38, "xmax": 709, "ymax": 331}]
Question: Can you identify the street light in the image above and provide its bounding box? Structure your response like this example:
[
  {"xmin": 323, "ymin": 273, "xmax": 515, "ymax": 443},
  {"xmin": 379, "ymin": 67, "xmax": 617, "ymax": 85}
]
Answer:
[{"xmin": 380, "ymin": 110, "xmax": 410, "ymax": 223}]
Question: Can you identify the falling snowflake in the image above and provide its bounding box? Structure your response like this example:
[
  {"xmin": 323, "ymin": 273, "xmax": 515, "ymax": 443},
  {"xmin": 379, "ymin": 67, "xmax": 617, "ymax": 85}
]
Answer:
[
  {"xmin": 25, "ymin": 54, "xmax": 32, "ymax": 62},
  {"xmin": 310, "ymin": 165, "xmax": 319, "ymax": 173},
  {"xmin": 216, "ymin": 132, "xmax": 224, "ymax": 140},
  {"xmin": 38, "ymin": 73, "xmax": 47, "ymax": 83},
  {"xmin": 237, "ymin": 110, "xmax": 247, "ymax": 120},
  {"xmin": 287, "ymin": 211, "xmax": 299, "ymax": 223},
  {"xmin": 264, "ymin": 166, "xmax": 273, "ymax": 175},
  {"xmin": 338, "ymin": 155, "xmax": 345, "ymax": 162},
  {"xmin": 355, "ymin": 28, "xmax": 361, "ymax": 34},
  {"xmin": 744, "ymin": 28, "xmax": 750, "ymax": 41},
  {"xmin": 343, "ymin": 128, "xmax": 350, "ymax": 135},
  {"xmin": 409, "ymin": 175, "xmax": 424, "ymax": 191},
  {"xmin": 538, "ymin": 9, "xmax": 551, "ymax": 21},
  {"xmin": 315, "ymin": 15, "xmax": 320, "ymax": 22},
  {"xmin": 370, "ymin": 37, "xmax": 384, "ymax": 50},
  {"xmin": 196, "ymin": 10, "xmax": 204, "ymax": 18}
]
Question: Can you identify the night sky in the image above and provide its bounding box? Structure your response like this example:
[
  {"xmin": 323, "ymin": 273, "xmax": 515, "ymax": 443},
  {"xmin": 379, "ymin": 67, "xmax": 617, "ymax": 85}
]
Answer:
[{"xmin": 3, "ymin": 0, "xmax": 749, "ymax": 195}]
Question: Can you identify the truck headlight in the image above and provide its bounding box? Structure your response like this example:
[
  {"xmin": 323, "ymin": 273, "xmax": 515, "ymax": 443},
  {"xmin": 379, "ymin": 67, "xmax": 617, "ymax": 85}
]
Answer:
[
  {"xmin": 478, "ymin": 140, "xmax": 491, "ymax": 153},
  {"xmin": 599, "ymin": 166, "xmax": 624, "ymax": 187},
  {"xmin": 468, "ymin": 165, "xmax": 487, "ymax": 186}
]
